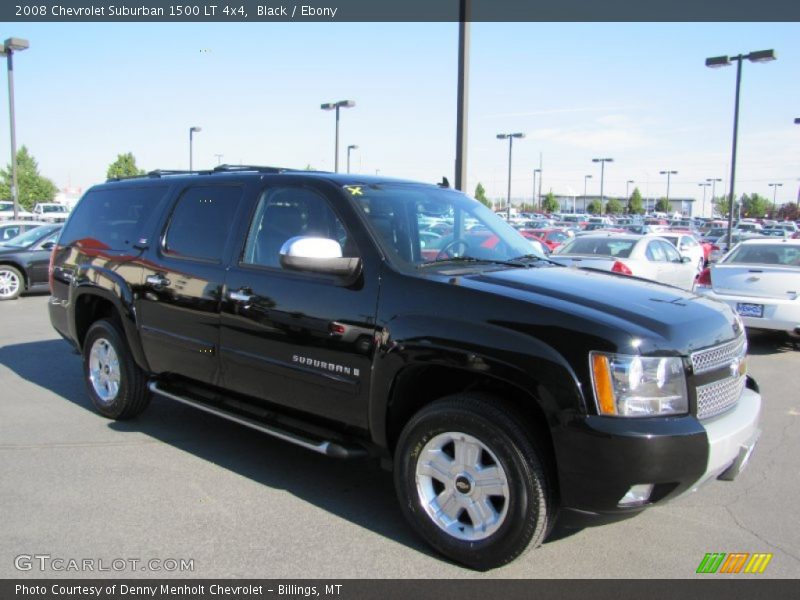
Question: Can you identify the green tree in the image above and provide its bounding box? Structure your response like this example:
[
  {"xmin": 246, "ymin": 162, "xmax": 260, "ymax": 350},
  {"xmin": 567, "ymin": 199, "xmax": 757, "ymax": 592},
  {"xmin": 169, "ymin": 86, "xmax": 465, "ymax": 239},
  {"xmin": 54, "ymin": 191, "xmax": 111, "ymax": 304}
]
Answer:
[
  {"xmin": 714, "ymin": 196, "xmax": 738, "ymax": 218},
  {"xmin": 740, "ymin": 193, "xmax": 771, "ymax": 219},
  {"xmin": 605, "ymin": 198, "xmax": 623, "ymax": 214},
  {"xmin": 655, "ymin": 198, "xmax": 672, "ymax": 213},
  {"xmin": 628, "ymin": 187, "xmax": 644, "ymax": 214},
  {"xmin": 106, "ymin": 152, "xmax": 145, "ymax": 179},
  {"xmin": 474, "ymin": 182, "xmax": 492, "ymax": 208},
  {"xmin": 586, "ymin": 200, "xmax": 601, "ymax": 214},
  {"xmin": 541, "ymin": 191, "xmax": 560, "ymax": 214},
  {"xmin": 0, "ymin": 146, "xmax": 58, "ymax": 210}
]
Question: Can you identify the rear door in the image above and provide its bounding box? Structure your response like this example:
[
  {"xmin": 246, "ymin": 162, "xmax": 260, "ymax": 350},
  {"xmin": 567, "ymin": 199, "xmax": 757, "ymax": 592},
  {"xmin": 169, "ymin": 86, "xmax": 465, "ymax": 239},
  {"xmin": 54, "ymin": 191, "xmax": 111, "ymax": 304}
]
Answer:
[
  {"xmin": 219, "ymin": 180, "xmax": 379, "ymax": 428},
  {"xmin": 136, "ymin": 183, "xmax": 248, "ymax": 386}
]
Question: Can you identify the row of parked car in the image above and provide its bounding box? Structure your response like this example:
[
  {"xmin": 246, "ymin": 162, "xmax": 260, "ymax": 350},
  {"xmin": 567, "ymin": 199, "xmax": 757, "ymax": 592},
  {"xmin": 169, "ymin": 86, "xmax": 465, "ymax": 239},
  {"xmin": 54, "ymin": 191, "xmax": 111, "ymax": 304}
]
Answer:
[{"xmin": 0, "ymin": 200, "xmax": 71, "ymax": 223}]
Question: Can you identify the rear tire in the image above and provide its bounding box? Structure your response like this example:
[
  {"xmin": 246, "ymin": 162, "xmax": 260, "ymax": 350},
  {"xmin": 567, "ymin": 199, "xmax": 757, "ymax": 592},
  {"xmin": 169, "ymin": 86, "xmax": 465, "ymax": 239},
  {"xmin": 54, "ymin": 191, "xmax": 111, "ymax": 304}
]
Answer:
[
  {"xmin": 0, "ymin": 265, "xmax": 23, "ymax": 300},
  {"xmin": 82, "ymin": 319, "xmax": 150, "ymax": 420},
  {"xmin": 394, "ymin": 393, "xmax": 552, "ymax": 570}
]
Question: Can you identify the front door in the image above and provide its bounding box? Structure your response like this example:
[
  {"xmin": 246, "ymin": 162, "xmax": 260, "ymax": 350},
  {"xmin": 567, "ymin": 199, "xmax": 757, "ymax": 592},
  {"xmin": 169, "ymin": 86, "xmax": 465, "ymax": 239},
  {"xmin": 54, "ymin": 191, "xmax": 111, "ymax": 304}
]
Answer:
[{"xmin": 219, "ymin": 182, "xmax": 378, "ymax": 428}]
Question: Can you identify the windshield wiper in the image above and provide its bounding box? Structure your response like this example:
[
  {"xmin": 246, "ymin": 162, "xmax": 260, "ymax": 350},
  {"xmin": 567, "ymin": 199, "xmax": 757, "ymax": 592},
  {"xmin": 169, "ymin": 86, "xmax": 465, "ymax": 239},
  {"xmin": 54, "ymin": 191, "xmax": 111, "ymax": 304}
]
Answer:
[
  {"xmin": 508, "ymin": 254, "xmax": 562, "ymax": 266},
  {"xmin": 417, "ymin": 256, "xmax": 529, "ymax": 269}
]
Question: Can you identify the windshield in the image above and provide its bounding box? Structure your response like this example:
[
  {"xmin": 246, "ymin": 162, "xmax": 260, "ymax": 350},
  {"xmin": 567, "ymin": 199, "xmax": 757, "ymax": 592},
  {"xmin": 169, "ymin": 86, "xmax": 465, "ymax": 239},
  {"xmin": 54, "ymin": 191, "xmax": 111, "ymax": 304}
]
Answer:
[
  {"xmin": 1, "ymin": 224, "xmax": 60, "ymax": 247},
  {"xmin": 724, "ymin": 244, "xmax": 800, "ymax": 266},
  {"xmin": 0, "ymin": 201, "xmax": 13, "ymax": 212},
  {"xmin": 347, "ymin": 183, "xmax": 541, "ymax": 270},
  {"xmin": 42, "ymin": 205, "xmax": 68, "ymax": 213}
]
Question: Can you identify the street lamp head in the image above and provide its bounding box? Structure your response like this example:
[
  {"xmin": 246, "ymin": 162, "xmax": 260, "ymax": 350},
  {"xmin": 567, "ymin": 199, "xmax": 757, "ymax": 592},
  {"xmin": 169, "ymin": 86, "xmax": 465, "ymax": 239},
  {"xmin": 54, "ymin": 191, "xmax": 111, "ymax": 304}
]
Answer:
[
  {"xmin": 795, "ymin": 118, "xmax": 800, "ymax": 124},
  {"xmin": 585, "ymin": 174, "xmax": 593, "ymax": 179},
  {"xmin": 511, "ymin": 132, "xmax": 525, "ymax": 139},
  {"xmin": 496, "ymin": 134, "xmax": 508, "ymax": 139},
  {"xmin": 705, "ymin": 55, "xmax": 731, "ymax": 68},
  {"xmin": 347, "ymin": 144, "xmax": 358, "ymax": 150},
  {"xmin": 660, "ymin": 170, "xmax": 678, "ymax": 175},
  {"xmin": 3, "ymin": 38, "xmax": 29, "ymax": 52},
  {"xmin": 592, "ymin": 158, "xmax": 613, "ymax": 163},
  {"xmin": 337, "ymin": 100, "xmax": 356, "ymax": 108},
  {"xmin": 627, "ymin": 180, "xmax": 634, "ymax": 184},
  {"xmin": 747, "ymin": 49, "xmax": 776, "ymax": 63},
  {"xmin": 321, "ymin": 102, "xmax": 335, "ymax": 110},
  {"xmin": 190, "ymin": 126, "xmax": 202, "ymax": 133},
  {"xmin": 534, "ymin": 168, "xmax": 541, "ymax": 174}
]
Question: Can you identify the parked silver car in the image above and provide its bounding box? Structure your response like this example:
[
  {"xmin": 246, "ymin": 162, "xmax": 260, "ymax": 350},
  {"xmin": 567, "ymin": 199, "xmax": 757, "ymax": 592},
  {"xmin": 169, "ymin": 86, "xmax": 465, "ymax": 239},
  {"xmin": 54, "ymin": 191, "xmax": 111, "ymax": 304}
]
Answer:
[{"xmin": 551, "ymin": 233, "xmax": 697, "ymax": 290}]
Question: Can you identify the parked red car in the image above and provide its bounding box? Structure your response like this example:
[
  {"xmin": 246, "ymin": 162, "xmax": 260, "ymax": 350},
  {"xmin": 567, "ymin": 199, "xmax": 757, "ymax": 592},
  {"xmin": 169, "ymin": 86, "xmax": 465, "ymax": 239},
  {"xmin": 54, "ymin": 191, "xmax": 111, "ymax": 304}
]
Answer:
[{"xmin": 518, "ymin": 228, "xmax": 571, "ymax": 251}]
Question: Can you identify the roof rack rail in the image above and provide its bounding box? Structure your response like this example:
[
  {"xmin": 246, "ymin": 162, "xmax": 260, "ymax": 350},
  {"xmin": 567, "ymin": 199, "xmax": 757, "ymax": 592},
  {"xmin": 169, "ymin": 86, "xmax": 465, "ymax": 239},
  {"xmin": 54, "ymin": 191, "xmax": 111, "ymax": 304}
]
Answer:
[
  {"xmin": 106, "ymin": 165, "xmax": 301, "ymax": 183},
  {"xmin": 212, "ymin": 164, "xmax": 291, "ymax": 174}
]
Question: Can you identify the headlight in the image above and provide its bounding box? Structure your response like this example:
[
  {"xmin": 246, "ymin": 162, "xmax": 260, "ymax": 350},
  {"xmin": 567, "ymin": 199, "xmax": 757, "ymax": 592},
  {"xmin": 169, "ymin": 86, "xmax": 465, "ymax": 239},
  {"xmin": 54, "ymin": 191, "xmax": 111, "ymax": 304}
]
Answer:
[{"xmin": 590, "ymin": 352, "xmax": 688, "ymax": 417}]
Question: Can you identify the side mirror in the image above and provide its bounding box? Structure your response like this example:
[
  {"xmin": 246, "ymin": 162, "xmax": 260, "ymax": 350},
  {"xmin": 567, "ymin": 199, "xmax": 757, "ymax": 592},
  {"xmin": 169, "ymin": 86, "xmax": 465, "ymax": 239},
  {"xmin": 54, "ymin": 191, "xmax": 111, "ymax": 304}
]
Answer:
[
  {"xmin": 279, "ymin": 236, "xmax": 361, "ymax": 278},
  {"xmin": 40, "ymin": 241, "xmax": 55, "ymax": 251},
  {"xmin": 681, "ymin": 256, "xmax": 692, "ymax": 263}
]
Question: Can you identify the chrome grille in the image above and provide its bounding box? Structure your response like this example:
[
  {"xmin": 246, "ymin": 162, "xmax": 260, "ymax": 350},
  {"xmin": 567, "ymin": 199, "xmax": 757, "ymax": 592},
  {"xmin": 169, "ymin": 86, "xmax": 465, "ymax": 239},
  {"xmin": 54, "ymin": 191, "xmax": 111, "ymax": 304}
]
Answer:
[
  {"xmin": 690, "ymin": 336, "xmax": 746, "ymax": 375},
  {"xmin": 696, "ymin": 375, "xmax": 746, "ymax": 420}
]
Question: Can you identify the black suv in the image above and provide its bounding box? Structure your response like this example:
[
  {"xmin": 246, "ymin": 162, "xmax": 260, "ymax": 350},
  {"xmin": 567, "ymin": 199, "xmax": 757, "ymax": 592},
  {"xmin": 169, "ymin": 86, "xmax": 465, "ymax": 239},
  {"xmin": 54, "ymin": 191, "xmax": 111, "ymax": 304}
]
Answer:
[{"xmin": 49, "ymin": 166, "xmax": 761, "ymax": 570}]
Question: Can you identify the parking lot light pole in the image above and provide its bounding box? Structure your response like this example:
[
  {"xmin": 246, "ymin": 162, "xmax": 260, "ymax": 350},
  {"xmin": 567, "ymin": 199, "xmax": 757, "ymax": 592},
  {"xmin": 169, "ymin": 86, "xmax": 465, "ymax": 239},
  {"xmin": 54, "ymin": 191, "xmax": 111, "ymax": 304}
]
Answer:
[
  {"xmin": 706, "ymin": 49, "xmax": 776, "ymax": 247},
  {"xmin": 626, "ymin": 180, "xmax": 634, "ymax": 200},
  {"xmin": 533, "ymin": 168, "xmax": 541, "ymax": 212},
  {"xmin": 189, "ymin": 126, "xmax": 201, "ymax": 171},
  {"xmin": 1, "ymin": 37, "xmax": 29, "ymax": 220},
  {"xmin": 583, "ymin": 174, "xmax": 592, "ymax": 211},
  {"xmin": 706, "ymin": 177, "xmax": 722, "ymax": 215},
  {"xmin": 660, "ymin": 170, "xmax": 678, "ymax": 208},
  {"xmin": 497, "ymin": 133, "xmax": 525, "ymax": 219},
  {"xmin": 321, "ymin": 100, "xmax": 355, "ymax": 173},
  {"xmin": 346, "ymin": 144, "xmax": 358, "ymax": 174},
  {"xmin": 592, "ymin": 158, "xmax": 613, "ymax": 214},
  {"xmin": 698, "ymin": 182, "xmax": 711, "ymax": 217},
  {"xmin": 768, "ymin": 182, "xmax": 783, "ymax": 216}
]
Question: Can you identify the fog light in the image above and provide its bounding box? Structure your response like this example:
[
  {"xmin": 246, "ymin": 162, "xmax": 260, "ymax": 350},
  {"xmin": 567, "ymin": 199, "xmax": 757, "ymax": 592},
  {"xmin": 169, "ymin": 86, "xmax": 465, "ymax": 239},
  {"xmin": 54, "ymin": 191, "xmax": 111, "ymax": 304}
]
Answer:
[{"xmin": 618, "ymin": 484, "xmax": 654, "ymax": 507}]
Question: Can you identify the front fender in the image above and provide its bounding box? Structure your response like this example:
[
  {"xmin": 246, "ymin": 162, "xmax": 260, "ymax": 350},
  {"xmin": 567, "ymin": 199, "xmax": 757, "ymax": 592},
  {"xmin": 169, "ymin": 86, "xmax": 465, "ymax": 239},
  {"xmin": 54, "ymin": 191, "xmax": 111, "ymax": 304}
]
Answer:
[{"xmin": 368, "ymin": 314, "xmax": 587, "ymax": 448}]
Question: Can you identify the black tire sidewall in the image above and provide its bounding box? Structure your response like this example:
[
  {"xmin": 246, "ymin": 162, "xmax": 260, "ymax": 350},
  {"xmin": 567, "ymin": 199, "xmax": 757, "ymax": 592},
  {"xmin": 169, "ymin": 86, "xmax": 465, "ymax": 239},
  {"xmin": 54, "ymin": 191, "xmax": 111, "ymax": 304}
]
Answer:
[
  {"xmin": 82, "ymin": 320, "xmax": 137, "ymax": 419},
  {"xmin": 394, "ymin": 399, "xmax": 547, "ymax": 570}
]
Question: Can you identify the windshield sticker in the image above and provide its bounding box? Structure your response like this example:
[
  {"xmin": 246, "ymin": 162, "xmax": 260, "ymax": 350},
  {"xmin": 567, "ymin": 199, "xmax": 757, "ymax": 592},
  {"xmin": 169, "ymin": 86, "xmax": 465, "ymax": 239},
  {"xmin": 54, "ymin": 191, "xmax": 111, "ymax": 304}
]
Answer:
[{"xmin": 344, "ymin": 185, "xmax": 364, "ymax": 196}]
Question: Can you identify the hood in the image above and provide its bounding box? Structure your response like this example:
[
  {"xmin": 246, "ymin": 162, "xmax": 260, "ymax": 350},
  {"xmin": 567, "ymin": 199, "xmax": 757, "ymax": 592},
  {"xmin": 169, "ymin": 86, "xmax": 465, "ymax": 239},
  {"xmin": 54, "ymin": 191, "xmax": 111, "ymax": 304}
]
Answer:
[{"xmin": 456, "ymin": 265, "xmax": 741, "ymax": 354}]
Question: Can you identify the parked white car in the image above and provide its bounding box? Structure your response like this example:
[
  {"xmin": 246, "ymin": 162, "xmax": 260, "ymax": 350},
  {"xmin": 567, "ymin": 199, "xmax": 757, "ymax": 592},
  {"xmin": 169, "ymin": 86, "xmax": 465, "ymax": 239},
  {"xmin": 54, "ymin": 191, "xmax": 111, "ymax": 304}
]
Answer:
[
  {"xmin": 659, "ymin": 233, "xmax": 706, "ymax": 273},
  {"xmin": 0, "ymin": 201, "xmax": 35, "ymax": 221},
  {"xmin": 32, "ymin": 203, "xmax": 70, "ymax": 223},
  {"xmin": 695, "ymin": 239, "xmax": 800, "ymax": 338},
  {"xmin": 550, "ymin": 233, "xmax": 698, "ymax": 290}
]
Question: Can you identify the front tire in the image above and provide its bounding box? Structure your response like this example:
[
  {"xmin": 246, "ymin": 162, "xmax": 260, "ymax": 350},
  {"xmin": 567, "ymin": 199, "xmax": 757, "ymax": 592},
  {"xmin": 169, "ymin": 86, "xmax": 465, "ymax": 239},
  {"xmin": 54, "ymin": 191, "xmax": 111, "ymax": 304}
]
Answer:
[
  {"xmin": 394, "ymin": 394, "xmax": 552, "ymax": 570},
  {"xmin": 82, "ymin": 319, "xmax": 150, "ymax": 420}
]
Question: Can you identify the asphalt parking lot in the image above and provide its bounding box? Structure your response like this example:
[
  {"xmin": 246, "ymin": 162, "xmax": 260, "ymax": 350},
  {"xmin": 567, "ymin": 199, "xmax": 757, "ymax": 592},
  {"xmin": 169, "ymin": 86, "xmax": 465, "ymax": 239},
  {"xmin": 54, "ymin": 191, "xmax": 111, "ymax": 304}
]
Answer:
[{"xmin": 1, "ymin": 294, "xmax": 798, "ymax": 579}]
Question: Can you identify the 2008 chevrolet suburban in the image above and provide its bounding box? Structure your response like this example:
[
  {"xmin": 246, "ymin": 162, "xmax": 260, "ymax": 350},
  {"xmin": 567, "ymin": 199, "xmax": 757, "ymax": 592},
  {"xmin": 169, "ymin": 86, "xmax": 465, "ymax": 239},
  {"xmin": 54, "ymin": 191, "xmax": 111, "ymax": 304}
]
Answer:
[{"xmin": 49, "ymin": 165, "xmax": 761, "ymax": 570}]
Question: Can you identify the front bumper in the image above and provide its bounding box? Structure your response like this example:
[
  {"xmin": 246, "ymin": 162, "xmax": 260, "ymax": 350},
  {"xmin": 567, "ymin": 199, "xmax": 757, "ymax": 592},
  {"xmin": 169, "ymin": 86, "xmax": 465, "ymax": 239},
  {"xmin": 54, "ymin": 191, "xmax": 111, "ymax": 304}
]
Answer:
[{"xmin": 555, "ymin": 384, "xmax": 762, "ymax": 526}]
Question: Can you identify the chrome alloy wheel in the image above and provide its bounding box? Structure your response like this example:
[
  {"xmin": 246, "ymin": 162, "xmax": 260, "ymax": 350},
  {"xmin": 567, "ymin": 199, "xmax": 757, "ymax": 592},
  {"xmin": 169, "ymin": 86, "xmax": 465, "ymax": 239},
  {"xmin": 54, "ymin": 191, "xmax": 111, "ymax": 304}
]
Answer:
[
  {"xmin": 88, "ymin": 338, "xmax": 121, "ymax": 404},
  {"xmin": 415, "ymin": 431, "xmax": 510, "ymax": 541},
  {"xmin": 0, "ymin": 268, "xmax": 21, "ymax": 299}
]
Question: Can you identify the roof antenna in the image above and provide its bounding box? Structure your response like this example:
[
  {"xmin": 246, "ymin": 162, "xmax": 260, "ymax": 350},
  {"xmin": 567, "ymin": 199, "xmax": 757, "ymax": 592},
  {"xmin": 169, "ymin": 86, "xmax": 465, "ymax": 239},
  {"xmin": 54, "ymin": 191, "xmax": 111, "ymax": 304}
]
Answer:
[{"xmin": 438, "ymin": 176, "xmax": 450, "ymax": 188}]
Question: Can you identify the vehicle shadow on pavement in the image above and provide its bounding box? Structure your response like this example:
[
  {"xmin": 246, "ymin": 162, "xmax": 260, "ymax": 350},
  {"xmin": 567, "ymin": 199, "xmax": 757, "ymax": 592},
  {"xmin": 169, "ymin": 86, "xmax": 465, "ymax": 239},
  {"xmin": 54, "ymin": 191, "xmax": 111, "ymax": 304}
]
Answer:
[
  {"xmin": 745, "ymin": 331, "xmax": 799, "ymax": 356},
  {"xmin": 0, "ymin": 339, "xmax": 442, "ymax": 562}
]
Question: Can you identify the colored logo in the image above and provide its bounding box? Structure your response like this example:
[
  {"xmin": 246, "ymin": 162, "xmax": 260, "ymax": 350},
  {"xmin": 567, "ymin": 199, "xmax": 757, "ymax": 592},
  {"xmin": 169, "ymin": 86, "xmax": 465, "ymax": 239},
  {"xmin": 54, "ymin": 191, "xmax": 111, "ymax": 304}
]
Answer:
[{"xmin": 696, "ymin": 552, "xmax": 772, "ymax": 574}]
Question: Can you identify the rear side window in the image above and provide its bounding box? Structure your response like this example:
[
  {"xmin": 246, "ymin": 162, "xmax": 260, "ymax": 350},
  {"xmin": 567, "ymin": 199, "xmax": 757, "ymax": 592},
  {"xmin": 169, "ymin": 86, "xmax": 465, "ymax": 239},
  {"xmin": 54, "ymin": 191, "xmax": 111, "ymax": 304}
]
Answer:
[
  {"xmin": 61, "ymin": 186, "xmax": 168, "ymax": 250},
  {"xmin": 163, "ymin": 185, "xmax": 242, "ymax": 261}
]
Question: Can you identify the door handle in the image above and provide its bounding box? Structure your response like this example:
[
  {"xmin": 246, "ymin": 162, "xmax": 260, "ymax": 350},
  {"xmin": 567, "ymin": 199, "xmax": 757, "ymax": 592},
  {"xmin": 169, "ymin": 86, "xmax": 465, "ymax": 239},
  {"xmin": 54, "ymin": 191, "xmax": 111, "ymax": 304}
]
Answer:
[
  {"xmin": 146, "ymin": 274, "xmax": 170, "ymax": 287},
  {"xmin": 228, "ymin": 289, "xmax": 254, "ymax": 303}
]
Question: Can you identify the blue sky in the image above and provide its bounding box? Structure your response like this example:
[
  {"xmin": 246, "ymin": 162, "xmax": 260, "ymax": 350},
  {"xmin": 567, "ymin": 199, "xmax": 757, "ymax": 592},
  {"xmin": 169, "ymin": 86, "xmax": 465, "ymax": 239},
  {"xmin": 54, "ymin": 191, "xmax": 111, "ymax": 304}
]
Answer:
[{"xmin": 0, "ymin": 21, "xmax": 798, "ymax": 209}]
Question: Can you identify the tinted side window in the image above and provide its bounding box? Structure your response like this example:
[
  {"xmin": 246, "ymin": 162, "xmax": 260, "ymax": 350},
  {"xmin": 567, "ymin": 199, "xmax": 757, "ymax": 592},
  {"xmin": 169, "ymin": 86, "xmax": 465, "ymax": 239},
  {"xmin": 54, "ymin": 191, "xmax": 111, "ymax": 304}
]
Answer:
[
  {"xmin": 61, "ymin": 186, "xmax": 169, "ymax": 250},
  {"xmin": 242, "ymin": 186, "xmax": 356, "ymax": 269},
  {"xmin": 163, "ymin": 185, "xmax": 242, "ymax": 261},
  {"xmin": 646, "ymin": 242, "xmax": 666, "ymax": 262}
]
